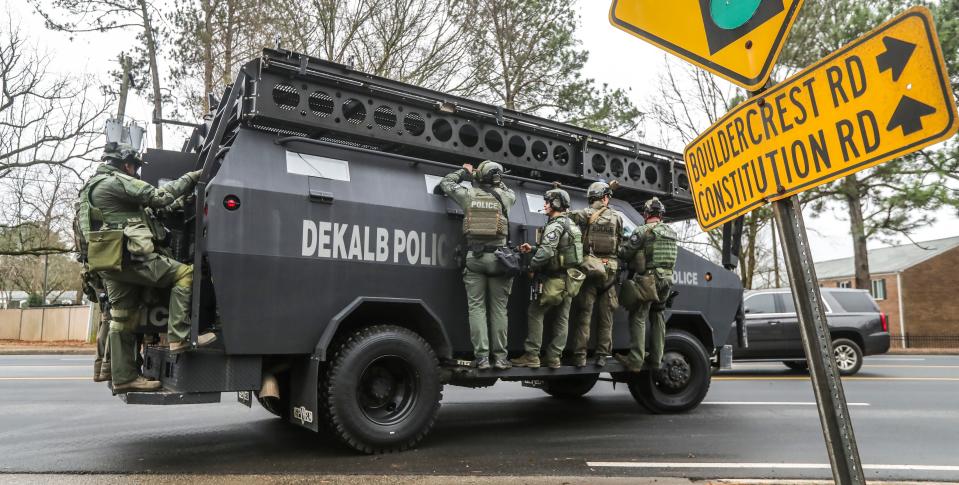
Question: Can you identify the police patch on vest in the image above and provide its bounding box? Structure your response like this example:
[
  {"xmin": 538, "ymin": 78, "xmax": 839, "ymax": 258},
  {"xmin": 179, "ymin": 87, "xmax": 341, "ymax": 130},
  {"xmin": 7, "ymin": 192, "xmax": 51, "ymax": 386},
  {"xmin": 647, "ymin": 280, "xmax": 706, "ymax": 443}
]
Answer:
[{"xmin": 546, "ymin": 231, "xmax": 559, "ymax": 241}]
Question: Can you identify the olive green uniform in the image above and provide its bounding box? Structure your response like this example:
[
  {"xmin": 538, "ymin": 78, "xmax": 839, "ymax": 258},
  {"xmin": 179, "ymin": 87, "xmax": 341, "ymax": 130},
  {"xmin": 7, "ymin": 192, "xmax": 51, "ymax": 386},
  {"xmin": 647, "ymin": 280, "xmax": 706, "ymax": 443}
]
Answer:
[
  {"xmin": 523, "ymin": 214, "xmax": 582, "ymax": 363},
  {"xmin": 568, "ymin": 201, "xmax": 623, "ymax": 362},
  {"xmin": 439, "ymin": 169, "xmax": 516, "ymax": 362},
  {"xmin": 78, "ymin": 164, "xmax": 199, "ymax": 386},
  {"xmin": 80, "ymin": 271, "xmax": 112, "ymax": 380},
  {"xmin": 618, "ymin": 221, "xmax": 678, "ymax": 368}
]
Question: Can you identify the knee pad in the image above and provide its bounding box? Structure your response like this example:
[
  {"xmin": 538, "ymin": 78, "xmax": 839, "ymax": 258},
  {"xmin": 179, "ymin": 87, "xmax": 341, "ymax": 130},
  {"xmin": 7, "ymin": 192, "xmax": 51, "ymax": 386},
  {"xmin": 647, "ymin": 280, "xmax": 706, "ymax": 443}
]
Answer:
[
  {"xmin": 174, "ymin": 264, "xmax": 193, "ymax": 288},
  {"xmin": 109, "ymin": 307, "xmax": 141, "ymax": 332}
]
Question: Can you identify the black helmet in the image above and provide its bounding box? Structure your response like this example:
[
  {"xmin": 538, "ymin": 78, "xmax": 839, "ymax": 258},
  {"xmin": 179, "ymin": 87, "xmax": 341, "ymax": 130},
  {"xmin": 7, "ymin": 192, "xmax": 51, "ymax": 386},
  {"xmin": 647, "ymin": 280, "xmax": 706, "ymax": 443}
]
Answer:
[
  {"xmin": 544, "ymin": 183, "xmax": 571, "ymax": 211},
  {"xmin": 643, "ymin": 197, "xmax": 665, "ymax": 217}
]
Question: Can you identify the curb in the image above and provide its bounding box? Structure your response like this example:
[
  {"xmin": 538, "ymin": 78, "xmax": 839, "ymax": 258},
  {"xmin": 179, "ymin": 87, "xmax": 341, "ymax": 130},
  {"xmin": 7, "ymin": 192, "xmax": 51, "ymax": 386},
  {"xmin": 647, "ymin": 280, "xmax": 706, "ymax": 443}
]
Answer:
[{"xmin": 0, "ymin": 348, "xmax": 95, "ymax": 355}]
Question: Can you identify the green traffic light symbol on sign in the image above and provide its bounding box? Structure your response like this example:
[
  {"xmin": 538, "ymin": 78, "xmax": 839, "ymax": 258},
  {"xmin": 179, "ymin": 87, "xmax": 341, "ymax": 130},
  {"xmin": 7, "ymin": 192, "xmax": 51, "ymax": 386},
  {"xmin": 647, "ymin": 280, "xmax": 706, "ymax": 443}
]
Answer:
[
  {"xmin": 710, "ymin": 0, "xmax": 762, "ymax": 30},
  {"xmin": 699, "ymin": 0, "xmax": 784, "ymax": 54}
]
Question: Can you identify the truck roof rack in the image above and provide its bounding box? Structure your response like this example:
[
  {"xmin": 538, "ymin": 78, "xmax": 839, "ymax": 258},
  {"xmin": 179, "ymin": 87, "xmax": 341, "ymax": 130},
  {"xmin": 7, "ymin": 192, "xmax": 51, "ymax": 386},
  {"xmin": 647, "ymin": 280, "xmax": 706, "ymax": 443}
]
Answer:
[{"xmin": 193, "ymin": 48, "xmax": 695, "ymax": 219}]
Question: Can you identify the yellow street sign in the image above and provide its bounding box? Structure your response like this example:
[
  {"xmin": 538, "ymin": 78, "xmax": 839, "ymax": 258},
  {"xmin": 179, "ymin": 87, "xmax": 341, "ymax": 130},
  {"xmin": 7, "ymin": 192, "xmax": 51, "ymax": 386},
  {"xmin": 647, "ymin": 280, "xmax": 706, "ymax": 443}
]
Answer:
[
  {"xmin": 684, "ymin": 6, "xmax": 959, "ymax": 231},
  {"xmin": 609, "ymin": 0, "xmax": 804, "ymax": 90}
]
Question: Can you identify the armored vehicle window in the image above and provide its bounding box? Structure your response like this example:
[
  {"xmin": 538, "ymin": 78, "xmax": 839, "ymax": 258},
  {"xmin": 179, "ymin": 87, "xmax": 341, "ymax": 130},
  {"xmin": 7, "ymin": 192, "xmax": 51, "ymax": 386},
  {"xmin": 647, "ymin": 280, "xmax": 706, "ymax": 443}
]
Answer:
[
  {"xmin": 286, "ymin": 151, "xmax": 351, "ymax": 181},
  {"xmin": 610, "ymin": 206, "xmax": 638, "ymax": 235},
  {"xmin": 425, "ymin": 174, "xmax": 469, "ymax": 194},
  {"xmin": 744, "ymin": 293, "xmax": 776, "ymax": 315},
  {"xmin": 830, "ymin": 291, "xmax": 880, "ymax": 313},
  {"xmin": 525, "ymin": 192, "xmax": 546, "ymax": 214}
]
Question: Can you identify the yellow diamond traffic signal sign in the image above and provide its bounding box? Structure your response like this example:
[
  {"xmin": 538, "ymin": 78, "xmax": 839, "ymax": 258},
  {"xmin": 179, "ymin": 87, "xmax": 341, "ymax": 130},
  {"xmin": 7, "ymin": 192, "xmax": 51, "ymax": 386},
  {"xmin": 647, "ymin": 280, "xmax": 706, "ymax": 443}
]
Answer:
[
  {"xmin": 609, "ymin": 0, "xmax": 805, "ymax": 90},
  {"xmin": 684, "ymin": 7, "xmax": 959, "ymax": 231}
]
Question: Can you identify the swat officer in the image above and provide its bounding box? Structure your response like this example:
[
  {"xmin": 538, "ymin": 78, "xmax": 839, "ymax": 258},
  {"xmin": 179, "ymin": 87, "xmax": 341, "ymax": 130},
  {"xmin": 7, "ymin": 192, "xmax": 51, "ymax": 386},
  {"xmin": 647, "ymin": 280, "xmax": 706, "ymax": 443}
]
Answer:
[
  {"xmin": 439, "ymin": 161, "xmax": 516, "ymax": 370},
  {"xmin": 511, "ymin": 185, "xmax": 583, "ymax": 369},
  {"xmin": 615, "ymin": 197, "xmax": 678, "ymax": 372},
  {"xmin": 81, "ymin": 272, "xmax": 112, "ymax": 382},
  {"xmin": 568, "ymin": 181, "xmax": 623, "ymax": 367},
  {"xmin": 76, "ymin": 146, "xmax": 216, "ymax": 393}
]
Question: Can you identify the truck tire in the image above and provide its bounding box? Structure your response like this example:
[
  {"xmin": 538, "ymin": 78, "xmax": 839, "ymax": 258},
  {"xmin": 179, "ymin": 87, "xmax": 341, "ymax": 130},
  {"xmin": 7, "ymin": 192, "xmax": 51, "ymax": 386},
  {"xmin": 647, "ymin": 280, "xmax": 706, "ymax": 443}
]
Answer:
[
  {"xmin": 627, "ymin": 330, "xmax": 711, "ymax": 414},
  {"xmin": 319, "ymin": 325, "xmax": 442, "ymax": 453},
  {"xmin": 783, "ymin": 361, "xmax": 808, "ymax": 371},
  {"xmin": 542, "ymin": 374, "xmax": 599, "ymax": 399},
  {"xmin": 255, "ymin": 372, "xmax": 291, "ymax": 419},
  {"xmin": 833, "ymin": 338, "xmax": 863, "ymax": 376}
]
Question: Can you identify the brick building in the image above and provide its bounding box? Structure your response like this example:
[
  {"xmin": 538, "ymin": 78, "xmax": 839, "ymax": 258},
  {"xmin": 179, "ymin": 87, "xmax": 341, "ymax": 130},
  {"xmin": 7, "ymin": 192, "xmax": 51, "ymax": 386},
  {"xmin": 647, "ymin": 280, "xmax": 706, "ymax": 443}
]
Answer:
[{"xmin": 815, "ymin": 236, "xmax": 959, "ymax": 348}]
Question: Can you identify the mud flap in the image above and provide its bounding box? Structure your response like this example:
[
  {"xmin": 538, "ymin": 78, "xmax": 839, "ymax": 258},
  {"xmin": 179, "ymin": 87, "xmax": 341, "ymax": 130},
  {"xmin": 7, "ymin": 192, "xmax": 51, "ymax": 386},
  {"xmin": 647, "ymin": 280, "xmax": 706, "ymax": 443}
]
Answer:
[{"xmin": 288, "ymin": 355, "xmax": 319, "ymax": 432}]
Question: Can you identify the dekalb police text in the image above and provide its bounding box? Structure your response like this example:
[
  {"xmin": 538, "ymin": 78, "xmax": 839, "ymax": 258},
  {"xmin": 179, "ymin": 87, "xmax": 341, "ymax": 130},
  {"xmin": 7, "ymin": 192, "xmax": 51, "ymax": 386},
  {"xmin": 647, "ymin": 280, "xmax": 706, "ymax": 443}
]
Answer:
[{"xmin": 301, "ymin": 220, "xmax": 453, "ymax": 267}]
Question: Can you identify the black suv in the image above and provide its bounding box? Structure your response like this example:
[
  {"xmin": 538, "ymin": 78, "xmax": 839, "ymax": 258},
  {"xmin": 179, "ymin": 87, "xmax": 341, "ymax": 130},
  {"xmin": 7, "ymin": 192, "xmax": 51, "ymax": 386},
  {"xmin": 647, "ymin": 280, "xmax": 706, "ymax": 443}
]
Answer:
[{"xmin": 728, "ymin": 288, "xmax": 891, "ymax": 375}]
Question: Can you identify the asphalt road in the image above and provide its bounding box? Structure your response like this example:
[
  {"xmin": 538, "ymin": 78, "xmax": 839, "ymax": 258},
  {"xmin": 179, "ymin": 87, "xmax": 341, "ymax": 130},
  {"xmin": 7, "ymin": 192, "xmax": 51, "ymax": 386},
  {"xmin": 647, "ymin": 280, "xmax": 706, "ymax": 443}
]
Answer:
[{"xmin": 1, "ymin": 354, "xmax": 957, "ymax": 482}]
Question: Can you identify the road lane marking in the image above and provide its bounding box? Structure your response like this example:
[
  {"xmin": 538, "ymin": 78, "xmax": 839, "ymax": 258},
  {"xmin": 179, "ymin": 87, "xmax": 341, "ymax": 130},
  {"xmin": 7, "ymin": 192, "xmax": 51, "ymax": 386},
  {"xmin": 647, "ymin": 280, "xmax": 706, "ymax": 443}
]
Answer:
[
  {"xmin": 0, "ymin": 365, "xmax": 89, "ymax": 368},
  {"xmin": 864, "ymin": 364, "xmax": 959, "ymax": 369},
  {"xmin": 0, "ymin": 377, "xmax": 89, "ymax": 381},
  {"xmin": 868, "ymin": 357, "xmax": 927, "ymax": 361},
  {"xmin": 715, "ymin": 376, "xmax": 959, "ymax": 381},
  {"xmin": 586, "ymin": 462, "xmax": 959, "ymax": 472},
  {"xmin": 702, "ymin": 401, "xmax": 869, "ymax": 406}
]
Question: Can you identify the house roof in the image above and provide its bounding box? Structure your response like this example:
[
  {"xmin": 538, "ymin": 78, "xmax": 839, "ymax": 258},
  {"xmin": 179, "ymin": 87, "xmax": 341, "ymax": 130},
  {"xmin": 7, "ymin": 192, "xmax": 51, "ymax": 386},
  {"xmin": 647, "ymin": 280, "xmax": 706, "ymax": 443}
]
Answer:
[{"xmin": 815, "ymin": 236, "xmax": 959, "ymax": 280}]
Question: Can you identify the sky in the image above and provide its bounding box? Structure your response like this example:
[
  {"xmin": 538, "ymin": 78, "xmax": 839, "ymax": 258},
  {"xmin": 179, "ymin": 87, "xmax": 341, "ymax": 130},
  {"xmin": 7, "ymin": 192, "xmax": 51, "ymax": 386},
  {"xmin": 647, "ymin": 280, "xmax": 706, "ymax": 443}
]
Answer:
[{"xmin": 7, "ymin": 0, "xmax": 959, "ymax": 264}]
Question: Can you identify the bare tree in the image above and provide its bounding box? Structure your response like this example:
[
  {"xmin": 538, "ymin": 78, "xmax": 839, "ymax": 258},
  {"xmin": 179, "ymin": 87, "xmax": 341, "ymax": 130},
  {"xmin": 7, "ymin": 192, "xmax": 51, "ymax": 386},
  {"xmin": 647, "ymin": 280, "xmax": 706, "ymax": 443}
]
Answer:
[
  {"xmin": 280, "ymin": 0, "xmax": 479, "ymax": 95},
  {"xmin": 33, "ymin": 0, "xmax": 166, "ymax": 148},
  {"xmin": 0, "ymin": 18, "xmax": 108, "ymax": 260},
  {"xmin": 644, "ymin": 58, "xmax": 779, "ymax": 289},
  {"xmin": 0, "ymin": 164, "xmax": 84, "ymax": 301},
  {"xmin": 0, "ymin": 19, "xmax": 108, "ymax": 179}
]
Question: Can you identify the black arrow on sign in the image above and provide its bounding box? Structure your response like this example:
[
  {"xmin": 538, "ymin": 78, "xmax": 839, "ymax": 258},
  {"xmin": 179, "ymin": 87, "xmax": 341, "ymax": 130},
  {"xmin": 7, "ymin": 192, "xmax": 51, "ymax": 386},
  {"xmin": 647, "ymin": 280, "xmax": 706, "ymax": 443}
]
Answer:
[
  {"xmin": 876, "ymin": 36, "xmax": 916, "ymax": 82},
  {"xmin": 886, "ymin": 95, "xmax": 937, "ymax": 136}
]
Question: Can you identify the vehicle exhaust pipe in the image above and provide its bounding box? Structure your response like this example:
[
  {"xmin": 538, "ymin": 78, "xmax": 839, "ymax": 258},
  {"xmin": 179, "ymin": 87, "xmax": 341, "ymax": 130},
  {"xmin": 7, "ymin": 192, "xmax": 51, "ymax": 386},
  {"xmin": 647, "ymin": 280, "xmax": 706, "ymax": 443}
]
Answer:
[{"xmin": 260, "ymin": 373, "xmax": 280, "ymax": 400}]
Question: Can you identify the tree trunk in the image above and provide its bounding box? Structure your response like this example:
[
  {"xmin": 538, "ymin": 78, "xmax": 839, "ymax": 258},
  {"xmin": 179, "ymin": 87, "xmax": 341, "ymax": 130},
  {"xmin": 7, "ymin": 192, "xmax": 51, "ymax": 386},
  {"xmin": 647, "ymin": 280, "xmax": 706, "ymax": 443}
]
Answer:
[
  {"xmin": 139, "ymin": 0, "xmax": 163, "ymax": 149},
  {"xmin": 222, "ymin": 0, "xmax": 236, "ymax": 86},
  {"xmin": 202, "ymin": 0, "xmax": 214, "ymax": 113},
  {"xmin": 843, "ymin": 175, "xmax": 871, "ymax": 289}
]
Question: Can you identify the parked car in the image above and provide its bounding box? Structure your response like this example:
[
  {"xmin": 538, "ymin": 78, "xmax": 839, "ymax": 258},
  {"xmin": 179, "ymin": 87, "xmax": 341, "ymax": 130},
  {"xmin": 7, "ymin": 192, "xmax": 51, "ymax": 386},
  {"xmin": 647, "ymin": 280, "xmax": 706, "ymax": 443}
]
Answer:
[{"xmin": 727, "ymin": 288, "xmax": 891, "ymax": 375}]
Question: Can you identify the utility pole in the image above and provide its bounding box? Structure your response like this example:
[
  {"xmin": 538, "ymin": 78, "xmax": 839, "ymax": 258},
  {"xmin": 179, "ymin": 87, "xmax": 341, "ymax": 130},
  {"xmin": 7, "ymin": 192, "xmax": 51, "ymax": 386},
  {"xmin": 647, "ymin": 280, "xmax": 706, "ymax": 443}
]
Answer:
[{"xmin": 117, "ymin": 56, "xmax": 132, "ymax": 119}]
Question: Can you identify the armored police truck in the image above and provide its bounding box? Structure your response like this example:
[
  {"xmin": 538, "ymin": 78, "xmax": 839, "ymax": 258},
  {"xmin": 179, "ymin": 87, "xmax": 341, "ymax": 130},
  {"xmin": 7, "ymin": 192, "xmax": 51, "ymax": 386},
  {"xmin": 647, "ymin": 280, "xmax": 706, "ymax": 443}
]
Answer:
[{"xmin": 129, "ymin": 48, "xmax": 743, "ymax": 454}]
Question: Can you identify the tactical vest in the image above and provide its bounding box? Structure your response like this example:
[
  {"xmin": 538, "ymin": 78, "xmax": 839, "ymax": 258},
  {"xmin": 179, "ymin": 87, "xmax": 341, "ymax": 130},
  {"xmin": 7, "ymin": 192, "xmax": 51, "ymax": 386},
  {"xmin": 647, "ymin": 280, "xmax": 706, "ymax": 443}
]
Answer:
[
  {"xmin": 644, "ymin": 222, "xmax": 678, "ymax": 270},
  {"xmin": 77, "ymin": 173, "xmax": 145, "ymax": 233},
  {"xmin": 584, "ymin": 206, "xmax": 619, "ymax": 257},
  {"xmin": 549, "ymin": 216, "xmax": 583, "ymax": 272},
  {"xmin": 75, "ymin": 171, "xmax": 157, "ymax": 263},
  {"xmin": 463, "ymin": 188, "xmax": 508, "ymax": 240}
]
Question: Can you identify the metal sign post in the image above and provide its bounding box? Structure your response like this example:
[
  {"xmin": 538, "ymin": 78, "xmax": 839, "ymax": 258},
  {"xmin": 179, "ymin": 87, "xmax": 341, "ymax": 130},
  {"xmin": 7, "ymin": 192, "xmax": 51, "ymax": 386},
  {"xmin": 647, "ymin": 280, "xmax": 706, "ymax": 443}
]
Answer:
[{"xmin": 773, "ymin": 195, "xmax": 864, "ymax": 485}]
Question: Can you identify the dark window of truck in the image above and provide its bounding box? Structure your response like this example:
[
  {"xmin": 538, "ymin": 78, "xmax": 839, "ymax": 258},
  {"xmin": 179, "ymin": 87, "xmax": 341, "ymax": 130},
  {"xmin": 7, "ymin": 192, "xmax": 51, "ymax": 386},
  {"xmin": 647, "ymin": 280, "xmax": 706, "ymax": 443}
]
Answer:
[
  {"xmin": 831, "ymin": 291, "xmax": 880, "ymax": 313},
  {"xmin": 744, "ymin": 293, "xmax": 776, "ymax": 314}
]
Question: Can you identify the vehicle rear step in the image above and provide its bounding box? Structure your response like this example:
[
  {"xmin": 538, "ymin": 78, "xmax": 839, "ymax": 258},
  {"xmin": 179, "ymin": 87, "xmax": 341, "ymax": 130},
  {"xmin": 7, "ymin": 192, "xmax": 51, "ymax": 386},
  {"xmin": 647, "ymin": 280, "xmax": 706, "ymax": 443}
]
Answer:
[
  {"xmin": 142, "ymin": 346, "xmax": 261, "ymax": 393},
  {"xmin": 120, "ymin": 391, "xmax": 222, "ymax": 405}
]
